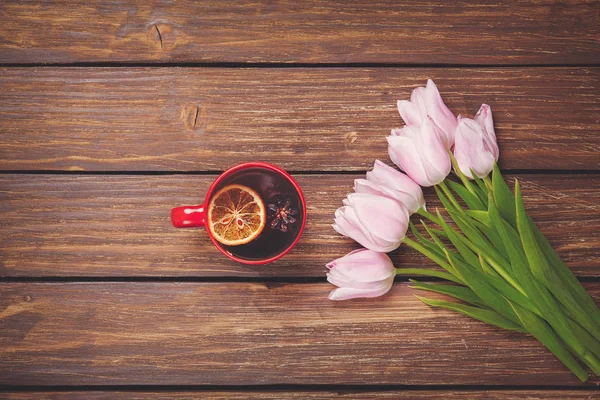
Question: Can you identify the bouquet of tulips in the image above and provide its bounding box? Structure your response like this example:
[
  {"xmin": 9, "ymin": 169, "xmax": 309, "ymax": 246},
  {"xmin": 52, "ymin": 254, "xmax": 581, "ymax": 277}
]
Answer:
[{"xmin": 327, "ymin": 80, "xmax": 600, "ymax": 381}]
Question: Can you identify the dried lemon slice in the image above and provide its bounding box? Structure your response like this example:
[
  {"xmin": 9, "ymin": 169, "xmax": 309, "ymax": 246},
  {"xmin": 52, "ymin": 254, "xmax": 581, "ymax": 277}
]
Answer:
[{"xmin": 207, "ymin": 184, "xmax": 266, "ymax": 246}]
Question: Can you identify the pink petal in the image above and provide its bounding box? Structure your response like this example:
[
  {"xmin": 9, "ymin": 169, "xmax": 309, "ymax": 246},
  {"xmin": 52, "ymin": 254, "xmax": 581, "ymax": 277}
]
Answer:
[
  {"xmin": 418, "ymin": 117, "xmax": 452, "ymax": 185},
  {"xmin": 397, "ymin": 86, "xmax": 427, "ymax": 127},
  {"xmin": 474, "ymin": 104, "xmax": 496, "ymax": 140},
  {"xmin": 333, "ymin": 207, "xmax": 375, "ymax": 247},
  {"xmin": 367, "ymin": 160, "xmax": 425, "ymax": 213},
  {"xmin": 346, "ymin": 193, "xmax": 408, "ymax": 244},
  {"xmin": 328, "ymin": 277, "xmax": 394, "ymax": 300},
  {"xmin": 474, "ymin": 104, "xmax": 499, "ymax": 160},
  {"xmin": 389, "ymin": 128, "xmax": 402, "ymax": 137},
  {"xmin": 454, "ymin": 118, "xmax": 496, "ymax": 178},
  {"xmin": 424, "ymin": 79, "xmax": 457, "ymax": 148},
  {"xmin": 330, "ymin": 249, "xmax": 395, "ymax": 282},
  {"xmin": 387, "ymin": 134, "xmax": 431, "ymax": 187},
  {"xmin": 369, "ymin": 160, "xmax": 424, "ymax": 197},
  {"xmin": 411, "ymin": 86, "xmax": 427, "ymax": 114},
  {"xmin": 333, "ymin": 207, "xmax": 395, "ymax": 252},
  {"xmin": 397, "ymin": 100, "xmax": 423, "ymax": 127},
  {"xmin": 327, "ymin": 271, "xmax": 391, "ymax": 289},
  {"xmin": 354, "ymin": 178, "xmax": 393, "ymax": 198},
  {"xmin": 355, "ymin": 178, "xmax": 420, "ymax": 213},
  {"xmin": 360, "ymin": 176, "xmax": 421, "ymax": 215},
  {"xmin": 326, "ymin": 248, "xmax": 368, "ymax": 269}
]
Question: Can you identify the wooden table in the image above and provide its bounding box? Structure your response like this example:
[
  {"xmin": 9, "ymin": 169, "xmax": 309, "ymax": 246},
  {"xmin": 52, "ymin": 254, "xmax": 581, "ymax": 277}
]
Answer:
[{"xmin": 0, "ymin": 1, "xmax": 598, "ymax": 398}]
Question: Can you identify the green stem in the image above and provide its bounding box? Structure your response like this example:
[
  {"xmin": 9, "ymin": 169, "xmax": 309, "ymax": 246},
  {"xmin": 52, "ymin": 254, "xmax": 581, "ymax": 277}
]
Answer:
[
  {"xmin": 438, "ymin": 181, "xmax": 463, "ymax": 211},
  {"xmin": 404, "ymin": 237, "xmax": 463, "ymax": 283},
  {"xmin": 448, "ymin": 151, "xmax": 480, "ymax": 198},
  {"xmin": 395, "ymin": 268, "xmax": 463, "ymax": 285},
  {"xmin": 417, "ymin": 207, "xmax": 442, "ymax": 225},
  {"xmin": 483, "ymin": 175, "xmax": 493, "ymax": 191}
]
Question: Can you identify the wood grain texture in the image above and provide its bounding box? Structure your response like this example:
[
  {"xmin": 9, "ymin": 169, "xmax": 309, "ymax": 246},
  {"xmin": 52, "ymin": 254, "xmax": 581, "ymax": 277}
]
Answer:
[
  {"xmin": 0, "ymin": 174, "xmax": 598, "ymax": 278},
  {"xmin": 3, "ymin": 391, "xmax": 600, "ymax": 399},
  {"xmin": 0, "ymin": 67, "xmax": 598, "ymax": 171},
  {"xmin": 1, "ymin": 0, "xmax": 598, "ymax": 64},
  {"xmin": 0, "ymin": 282, "xmax": 598, "ymax": 386}
]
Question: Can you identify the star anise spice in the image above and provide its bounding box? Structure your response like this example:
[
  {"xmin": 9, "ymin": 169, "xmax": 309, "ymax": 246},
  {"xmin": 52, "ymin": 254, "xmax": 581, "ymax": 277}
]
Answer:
[{"xmin": 267, "ymin": 196, "xmax": 299, "ymax": 232}]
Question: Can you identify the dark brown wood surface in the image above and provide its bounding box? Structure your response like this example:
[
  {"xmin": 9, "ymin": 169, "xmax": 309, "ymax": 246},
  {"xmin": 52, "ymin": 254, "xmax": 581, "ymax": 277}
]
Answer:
[
  {"xmin": 1, "ymin": 0, "xmax": 599, "ymax": 397},
  {"xmin": 3, "ymin": 391, "xmax": 600, "ymax": 399},
  {"xmin": 0, "ymin": 67, "xmax": 598, "ymax": 172},
  {"xmin": 0, "ymin": 174, "xmax": 597, "ymax": 277},
  {"xmin": 1, "ymin": 282, "xmax": 598, "ymax": 386},
  {"xmin": 1, "ymin": 1, "xmax": 598, "ymax": 64}
]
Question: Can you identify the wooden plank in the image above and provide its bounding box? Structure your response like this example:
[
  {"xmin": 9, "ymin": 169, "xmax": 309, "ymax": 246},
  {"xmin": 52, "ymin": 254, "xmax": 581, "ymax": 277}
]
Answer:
[
  {"xmin": 1, "ymin": 282, "xmax": 598, "ymax": 386},
  {"xmin": 1, "ymin": 1, "xmax": 598, "ymax": 64},
  {"xmin": 3, "ymin": 391, "xmax": 600, "ymax": 399},
  {"xmin": 0, "ymin": 67, "xmax": 598, "ymax": 172},
  {"xmin": 1, "ymin": 174, "xmax": 597, "ymax": 278}
]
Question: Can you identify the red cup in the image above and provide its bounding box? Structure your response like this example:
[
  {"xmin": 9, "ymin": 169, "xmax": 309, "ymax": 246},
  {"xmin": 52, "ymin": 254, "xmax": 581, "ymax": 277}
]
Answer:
[{"xmin": 171, "ymin": 162, "xmax": 307, "ymax": 265}]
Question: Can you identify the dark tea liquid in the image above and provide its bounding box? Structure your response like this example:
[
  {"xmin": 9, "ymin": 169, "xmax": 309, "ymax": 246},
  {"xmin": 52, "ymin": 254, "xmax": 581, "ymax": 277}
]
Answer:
[{"xmin": 214, "ymin": 167, "xmax": 303, "ymax": 261}]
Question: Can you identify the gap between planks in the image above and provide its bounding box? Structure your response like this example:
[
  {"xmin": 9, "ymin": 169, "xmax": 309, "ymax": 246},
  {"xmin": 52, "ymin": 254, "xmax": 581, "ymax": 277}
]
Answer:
[
  {"xmin": 0, "ymin": 170, "xmax": 599, "ymax": 176},
  {"xmin": 1, "ymin": 63, "xmax": 599, "ymax": 69}
]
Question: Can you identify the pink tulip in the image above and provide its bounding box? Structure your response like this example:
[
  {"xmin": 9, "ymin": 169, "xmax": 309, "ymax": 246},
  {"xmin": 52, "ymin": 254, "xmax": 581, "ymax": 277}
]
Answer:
[
  {"xmin": 333, "ymin": 193, "xmax": 409, "ymax": 252},
  {"xmin": 354, "ymin": 160, "xmax": 424, "ymax": 214},
  {"xmin": 397, "ymin": 79, "xmax": 457, "ymax": 148},
  {"xmin": 387, "ymin": 116, "xmax": 451, "ymax": 187},
  {"xmin": 327, "ymin": 248, "xmax": 396, "ymax": 300},
  {"xmin": 453, "ymin": 104, "xmax": 499, "ymax": 179}
]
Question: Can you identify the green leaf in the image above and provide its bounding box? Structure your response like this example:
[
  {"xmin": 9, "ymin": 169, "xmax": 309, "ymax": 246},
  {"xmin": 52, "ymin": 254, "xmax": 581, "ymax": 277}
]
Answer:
[
  {"xmin": 515, "ymin": 180, "xmax": 600, "ymax": 372},
  {"xmin": 462, "ymin": 209, "xmax": 509, "ymax": 260},
  {"xmin": 492, "ymin": 190, "xmax": 599, "ymax": 347},
  {"xmin": 416, "ymin": 295, "xmax": 526, "ymax": 333},
  {"xmin": 447, "ymin": 209, "xmax": 509, "ymax": 272},
  {"xmin": 444, "ymin": 209, "xmax": 523, "ymax": 293},
  {"xmin": 448, "ymin": 152, "xmax": 487, "ymax": 204},
  {"xmin": 443, "ymin": 249, "xmax": 521, "ymax": 325},
  {"xmin": 491, "ymin": 163, "xmax": 516, "ymax": 226},
  {"xmin": 440, "ymin": 230, "xmax": 538, "ymax": 319},
  {"xmin": 531, "ymin": 221, "xmax": 600, "ymax": 328},
  {"xmin": 487, "ymin": 199, "xmax": 543, "ymax": 317},
  {"xmin": 403, "ymin": 237, "xmax": 461, "ymax": 282},
  {"xmin": 469, "ymin": 217, "xmax": 509, "ymax": 260},
  {"xmin": 420, "ymin": 222, "xmax": 472, "ymax": 276},
  {"xmin": 395, "ymin": 267, "xmax": 463, "ymax": 285},
  {"xmin": 435, "ymin": 209, "xmax": 480, "ymax": 268},
  {"xmin": 568, "ymin": 317, "xmax": 600, "ymax": 361},
  {"xmin": 429, "ymin": 227, "xmax": 448, "ymax": 239},
  {"xmin": 492, "ymin": 197, "xmax": 600, "ymax": 377},
  {"xmin": 409, "ymin": 279, "xmax": 486, "ymax": 308},
  {"xmin": 421, "ymin": 221, "xmax": 447, "ymax": 250},
  {"xmin": 515, "ymin": 180, "xmax": 600, "ymax": 340},
  {"xmin": 435, "ymin": 187, "xmax": 460, "ymax": 218},
  {"xmin": 446, "ymin": 179, "xmax": 486, "ymax": 210},
  {"xmin": 472, "ymin": 171, "xmax": 490, "ymax": 201},
  {"xmin": 439, "ymin": 185, "xmax": 534, "ymax": 318},
  {"xmin": 488, "ymin": 194, "xmax": 528, "ymax": 271},
  {"xmin": 409, "ymin": 221, "xmax": 446, "ymax": 261},
  {"xmin": 464, "ymin": 210, "xmax": 492, "ymax": 228},
  {"xmin": 438, "ymin": 181, "xmax": 464, "ymax": 212},
  {"xmin": 509, "ymin": 302, "xmax": 589, "ymax": 382},
  {"xmin": 478, "ymin": 254, "xmax": 495, "ymax": 276}
]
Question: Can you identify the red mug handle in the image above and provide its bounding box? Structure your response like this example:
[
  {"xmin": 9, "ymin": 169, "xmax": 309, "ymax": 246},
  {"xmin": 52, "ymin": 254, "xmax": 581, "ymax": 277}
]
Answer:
[{"xmin": 171, "ymin": 204, "xmax": 206, "ymax": 228}]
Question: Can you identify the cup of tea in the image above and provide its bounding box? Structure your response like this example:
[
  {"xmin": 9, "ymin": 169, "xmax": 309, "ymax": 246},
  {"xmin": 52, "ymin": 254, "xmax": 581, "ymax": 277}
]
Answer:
[{"xmin": 171, "ymin": 162, "xmax": 307, "ymax": 264}]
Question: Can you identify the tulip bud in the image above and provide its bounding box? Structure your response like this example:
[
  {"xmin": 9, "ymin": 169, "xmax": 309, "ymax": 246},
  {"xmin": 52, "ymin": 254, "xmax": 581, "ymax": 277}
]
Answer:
[
  {"xmin": 397, "ymin": 79, "xmax": 457, "ymax": 148},
  {"xmin": 387, "ymin": 116, "xmax": 451, "ymax": 187},
  {"xmin": 354, "ymin": 160, "xmax": 424, "ymax": 215},
  {"xmin": 327, "ymin": 249, "xmax": 396, "ymax": 300},
  {"xmin": 333, "ymin": 193, "xmax": 409, "ymax": 253},
  {"xmin": 453, "ymin": 104, "xmax": 499, "ymax": 179}
]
